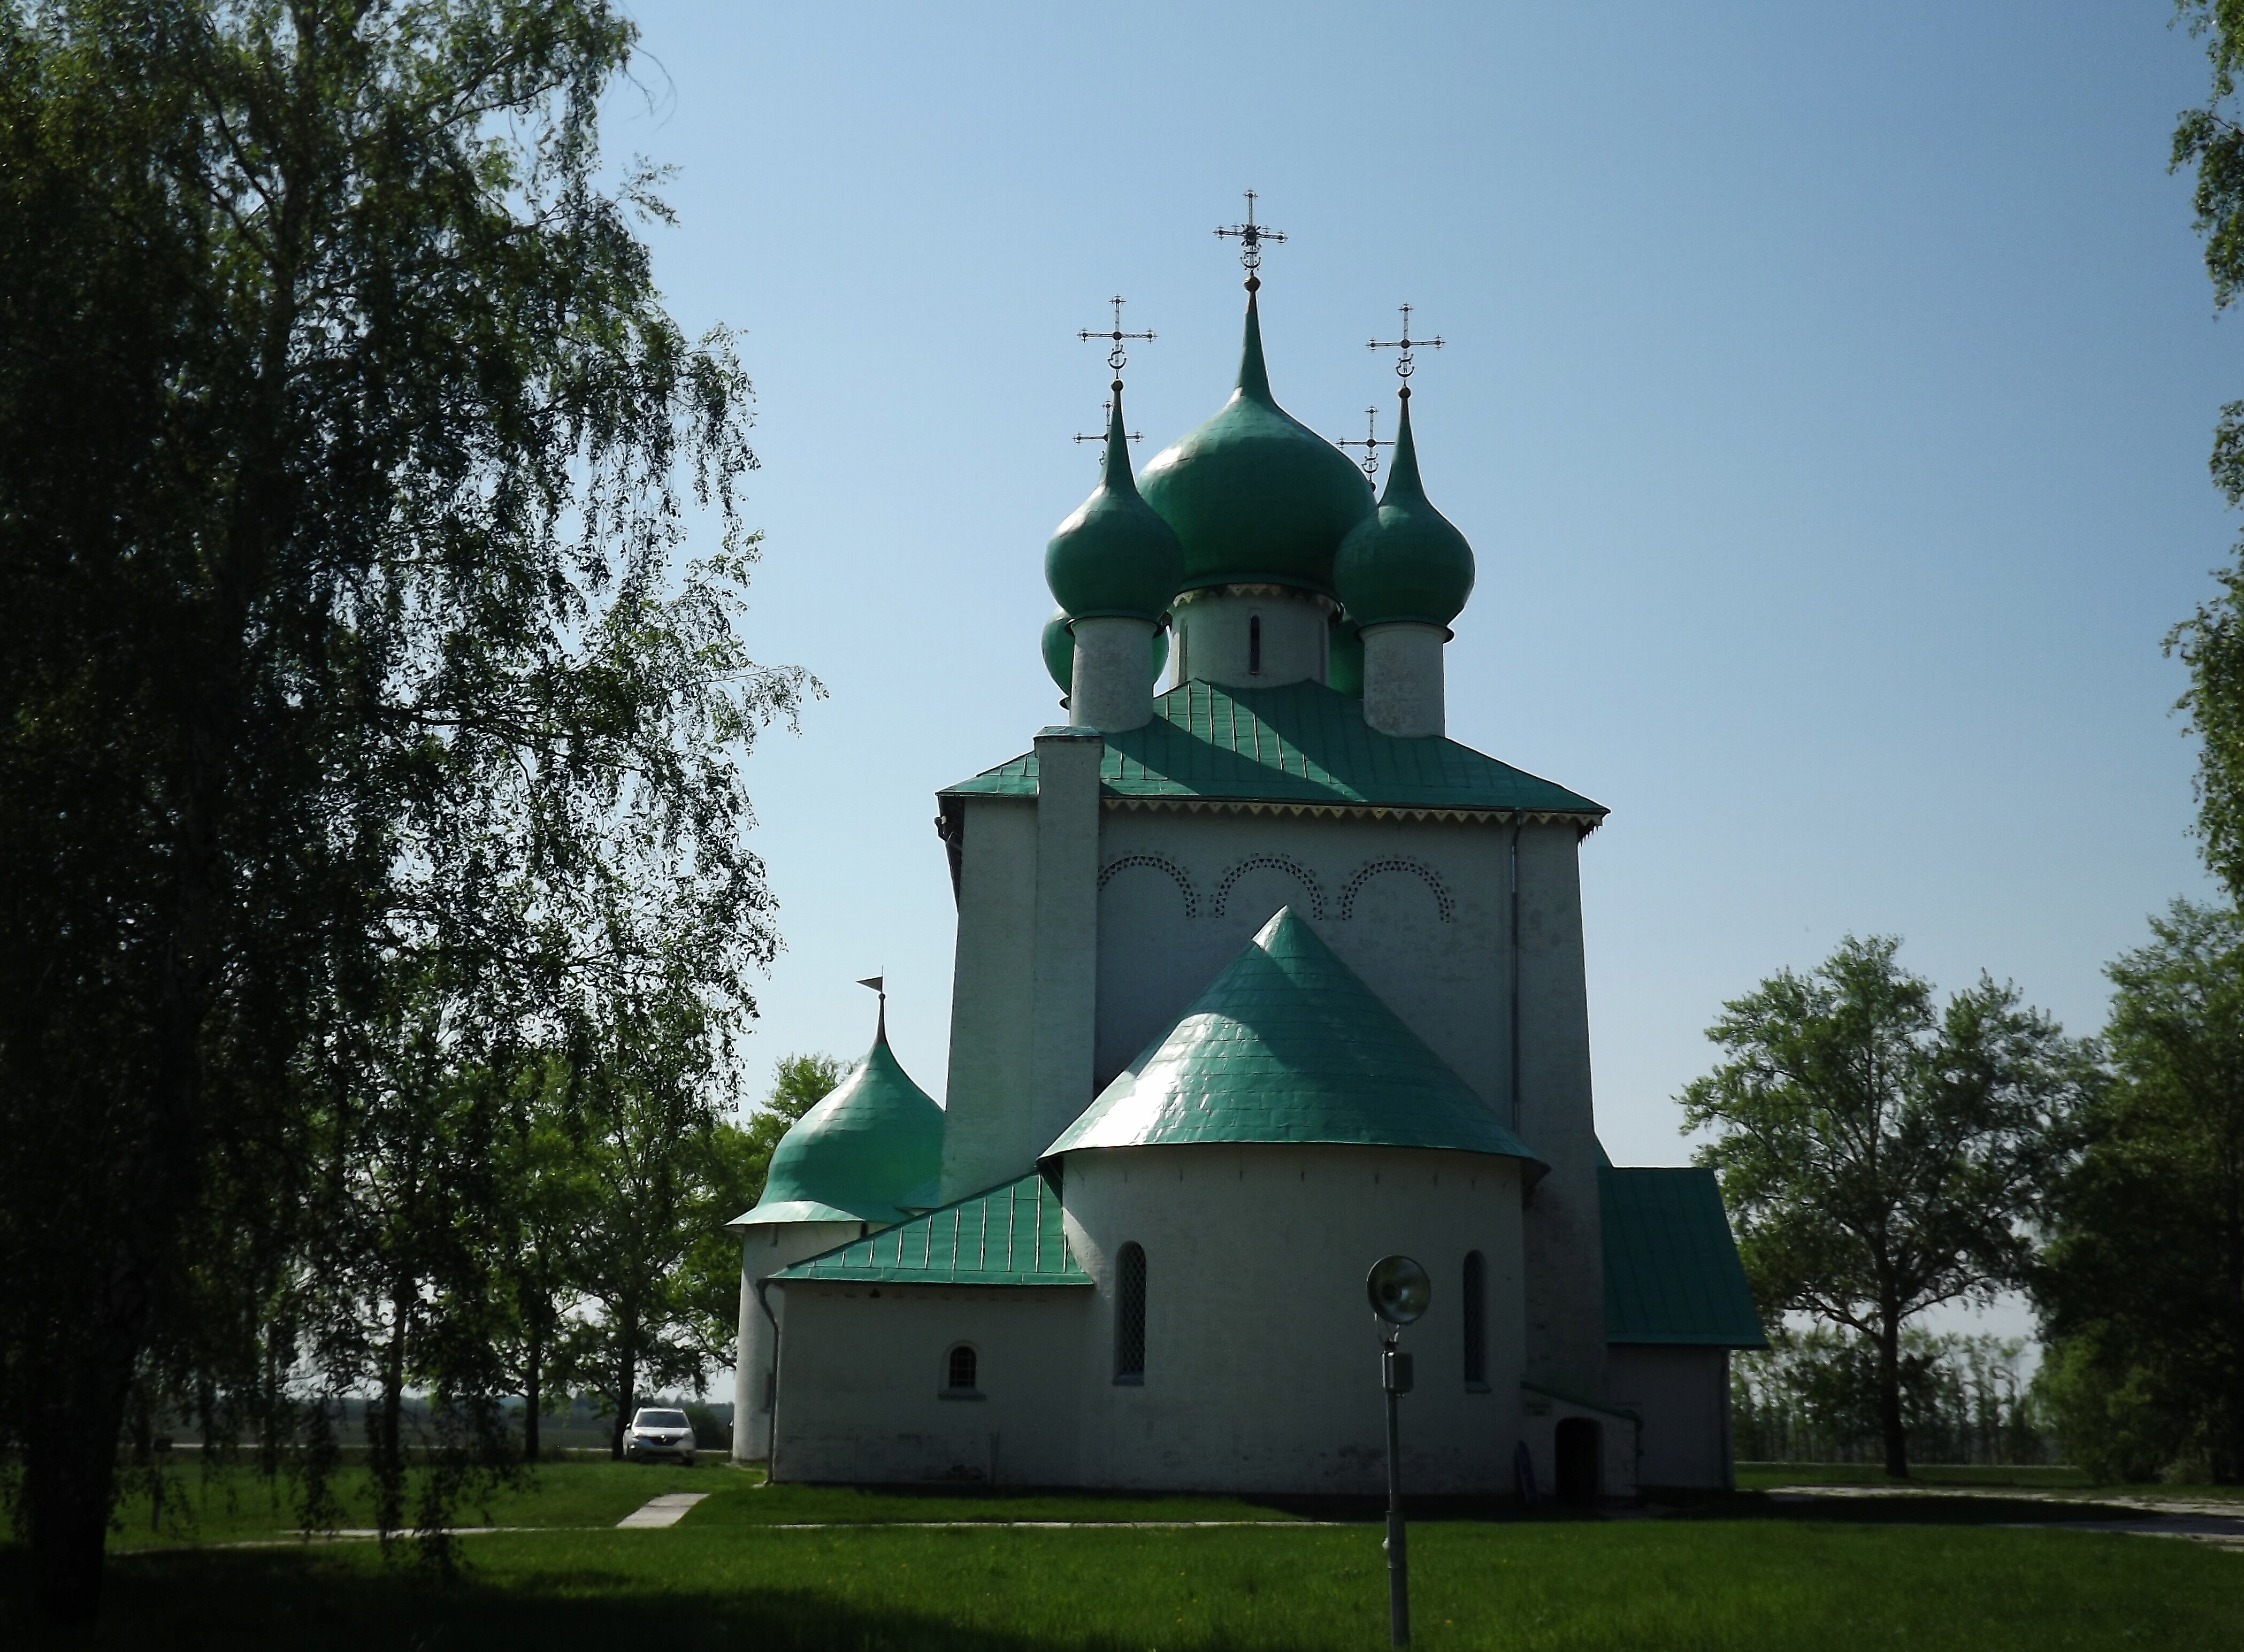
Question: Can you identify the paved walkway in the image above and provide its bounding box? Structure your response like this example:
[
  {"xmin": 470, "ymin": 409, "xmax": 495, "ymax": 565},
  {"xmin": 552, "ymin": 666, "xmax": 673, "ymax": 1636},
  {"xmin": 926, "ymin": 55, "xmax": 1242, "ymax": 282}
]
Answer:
[
  {"xmin": 617, "ymin": 1493, "xmax": 709, "ymax": 1529},
  {"xmin": 1761, "ymin": 1484, "xmax": 2244, "ymax": 1550}
]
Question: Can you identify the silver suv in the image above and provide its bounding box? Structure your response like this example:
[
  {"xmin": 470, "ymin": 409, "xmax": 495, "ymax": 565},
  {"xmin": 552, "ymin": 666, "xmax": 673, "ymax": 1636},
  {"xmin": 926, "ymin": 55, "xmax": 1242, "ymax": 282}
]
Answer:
[{"xmin": 623, "ymin": 1407, "xmax": 698, "ymax": 1465}]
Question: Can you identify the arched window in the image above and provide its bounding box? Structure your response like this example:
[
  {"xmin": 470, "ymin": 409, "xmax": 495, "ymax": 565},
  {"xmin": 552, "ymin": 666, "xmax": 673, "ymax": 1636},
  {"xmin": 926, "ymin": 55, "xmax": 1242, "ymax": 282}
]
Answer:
[
  {"xmin": 1462, "ymin": 1250, "xmax": 1488, "ymax": 1389},
  {"xmin": 1114, "ymin": 1242, "xmax": 1147, "ymax": 1385},
  {"xmin": 1248, "ymin": 615, "xmax": 1262, "ymax": 675},
  {"xmin": 946, "ymin": 1344, "xmax": 978, "ymax": 1393}
]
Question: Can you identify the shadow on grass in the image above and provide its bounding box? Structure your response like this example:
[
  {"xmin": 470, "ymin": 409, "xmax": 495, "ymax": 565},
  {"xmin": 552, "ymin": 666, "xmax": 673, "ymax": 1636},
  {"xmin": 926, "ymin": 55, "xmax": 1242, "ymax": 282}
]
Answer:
[{"xmin": 4, "ymin": 1545, "xmax": 1093, "ymax": 1652}]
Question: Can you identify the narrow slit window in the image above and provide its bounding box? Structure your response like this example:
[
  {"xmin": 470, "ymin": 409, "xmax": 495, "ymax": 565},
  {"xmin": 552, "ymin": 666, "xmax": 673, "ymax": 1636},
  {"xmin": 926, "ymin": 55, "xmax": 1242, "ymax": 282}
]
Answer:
[
  {"xmin": 947, "ymin": 1344, "xmax": 978, "ymax": 1392},
  {"xmin": 1114, "ymin": 1242, "xmax": 1147, "ymax": 1385},
  {"xmin": 1248, "ymin": 615, "xmax": 1262, "ymax": 675},
  {"xmin": 1462, "ymin": 1250, "xmax": 1488, "ymax": 1389}
]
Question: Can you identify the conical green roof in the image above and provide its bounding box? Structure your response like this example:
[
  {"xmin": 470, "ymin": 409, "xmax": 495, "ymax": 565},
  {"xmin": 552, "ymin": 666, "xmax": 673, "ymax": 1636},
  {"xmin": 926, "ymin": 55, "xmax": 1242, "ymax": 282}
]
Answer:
[
  {"xmin": 1334, "ymin": 395, "xmax": 1475, "ymax": 628},
  {"xmin": 1139, "ymin": 293, "xmax": 1373, "ymax": 598},
  {"xmin": 1045, "ymin": 386, "xmax": 1186, "ymax": 622},
  {"xmin": 736, "ymin": 1023, "xmax": 945, "ymax": 1226},
  {"xmin": 1043, "ymin": 908, "xmax": 1541, "ymax": 1165}
]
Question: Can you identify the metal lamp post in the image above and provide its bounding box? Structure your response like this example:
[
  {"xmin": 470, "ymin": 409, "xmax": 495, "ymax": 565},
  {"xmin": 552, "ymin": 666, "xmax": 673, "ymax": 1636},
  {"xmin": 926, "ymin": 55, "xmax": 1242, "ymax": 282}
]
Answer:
[{"xmin": 1366, "ymin": 1255, "xmax": 1431, "ymax": 1649}]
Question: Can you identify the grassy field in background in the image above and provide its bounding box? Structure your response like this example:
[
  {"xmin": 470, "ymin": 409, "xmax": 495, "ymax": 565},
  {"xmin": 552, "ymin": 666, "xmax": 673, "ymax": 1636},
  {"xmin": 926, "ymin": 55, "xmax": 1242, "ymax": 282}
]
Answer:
[{"xmin": 10, "ymin": 1462, "xmax": 2239, "ymax": 1649}]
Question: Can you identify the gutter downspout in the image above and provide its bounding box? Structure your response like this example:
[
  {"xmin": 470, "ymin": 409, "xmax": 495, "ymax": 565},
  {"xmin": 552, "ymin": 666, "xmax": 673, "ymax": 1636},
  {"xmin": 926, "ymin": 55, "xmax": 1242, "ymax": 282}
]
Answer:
[
  {"xmin": 1508, "ymin": 817, "xmax": 1524, "ymax": 1138},
  {"xmin": 755, "ymin": 1278, "xmax": 783, "ymax": 1483}
]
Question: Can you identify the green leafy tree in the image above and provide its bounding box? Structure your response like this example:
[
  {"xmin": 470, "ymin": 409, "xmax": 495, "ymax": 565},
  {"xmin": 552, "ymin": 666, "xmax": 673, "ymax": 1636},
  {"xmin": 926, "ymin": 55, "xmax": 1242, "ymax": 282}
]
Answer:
[
  {"xmin": 2170, "ymin": 3, "xmax": 2244, "ymax": 897},
  {"xmin": 1682, "ymin": 936, "xmax": 2092, "ymax": 1477},
  {"xmin": 0, "ymin": 0, "xmax": 803, "ymax": 1620},
  {"xmin": 2036, "ymin": 902, "xmax": 2244, "ymax": 1482}
]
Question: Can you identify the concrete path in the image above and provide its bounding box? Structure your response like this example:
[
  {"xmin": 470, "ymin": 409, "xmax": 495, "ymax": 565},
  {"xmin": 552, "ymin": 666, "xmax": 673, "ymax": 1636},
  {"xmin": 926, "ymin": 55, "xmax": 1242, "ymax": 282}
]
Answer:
[
  {"xmin": 616, "ymin": 1493, "xmax": 709, "ymax": 1529},
  {"xmin": 1761, "ymin": 1484, "xmax": 2244, "ymax": 1550}
]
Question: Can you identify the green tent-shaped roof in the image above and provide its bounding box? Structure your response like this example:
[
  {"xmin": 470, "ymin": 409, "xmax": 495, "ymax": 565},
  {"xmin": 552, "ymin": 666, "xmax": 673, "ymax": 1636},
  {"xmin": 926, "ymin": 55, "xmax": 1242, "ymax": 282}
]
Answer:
[
  {"xmin": 1600, "ymin": 1165, "xmax": 1767, "ymax": 1348},
  {"xmin": 1043, "ymin": 909, "xmax": 1542, "ymax": 1165},
  {"xmin": 731, "ymin": 1024, "xmax": 945, "ymax": 1227}
]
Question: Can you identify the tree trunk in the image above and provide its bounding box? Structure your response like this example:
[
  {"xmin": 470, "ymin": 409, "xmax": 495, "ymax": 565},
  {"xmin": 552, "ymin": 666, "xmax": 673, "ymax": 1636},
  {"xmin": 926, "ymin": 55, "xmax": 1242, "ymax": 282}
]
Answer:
[
  {"xmin": 523, "ymin": 1316, "xmax": 543, "ymax": 1464},
  {"xmin": 26, "ymin": 1348, "xmax": 130, "ymax": 1625},
  {"xmin": 609, "ymin": 1313, "xmax": 638, "ymax": 1462},
  {"xmin": 374, "ymin": 1280, "xmax": 410, "ymax": 1534},
  {"xmin": 1877, "ymin": 1311, "xmax": 1909, "ymax": 1479}
]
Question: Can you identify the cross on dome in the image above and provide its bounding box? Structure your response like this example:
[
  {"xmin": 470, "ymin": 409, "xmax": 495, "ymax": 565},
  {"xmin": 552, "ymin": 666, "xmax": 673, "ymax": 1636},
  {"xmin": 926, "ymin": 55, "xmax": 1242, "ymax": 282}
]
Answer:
[
  {"xmin": 1335, "ymin": 404, "xmax": 1384, "ymax": 482},
  {"xmin": 1368, "ymin": 303, "xmax": 1444, "ymax": 400},
  {"xmin": 1215, "ymin": 189, "xmax": 1286, "ymax": 291}
]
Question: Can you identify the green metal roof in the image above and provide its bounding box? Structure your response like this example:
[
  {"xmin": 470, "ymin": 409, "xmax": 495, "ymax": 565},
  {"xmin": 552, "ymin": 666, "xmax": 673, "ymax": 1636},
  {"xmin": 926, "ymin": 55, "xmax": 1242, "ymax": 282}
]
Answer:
[
  {"xmin": 1600, "ymin": 1165, "xmax": 1767, "ymax": 1348},
  {"xmin": 768, "ymin": 1172, "xmax": 1091, "ymax": 1287},
  {"xmin": 942, "ymin": 679, "xmax": 1605, "ymax": 821},
  {"xmin": 731, "ymin": 1029, "xmax": 945, "ymax": 1227},
  {"xmin": 1044, "ymin": 908, "xmax": 1543, "ymax": 1165}
]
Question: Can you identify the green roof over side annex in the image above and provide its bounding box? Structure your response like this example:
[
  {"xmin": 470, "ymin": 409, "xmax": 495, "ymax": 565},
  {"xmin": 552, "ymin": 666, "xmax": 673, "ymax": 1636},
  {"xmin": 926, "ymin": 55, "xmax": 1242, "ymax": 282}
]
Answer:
[
  {"xmin": 730, "ymin": 1030, "xmax": 945, "ymax": 1227},
  {"xmin": 769, "ymin": 1172, "xmax": 1091, "ymax": 1288},
  {"xmin": 941, "ymin": 679, "xmax": 1605, "ymax": 824},
  {"xmin": 1043, "ymin": 908, "xmax": 1543, "ymax": 1166},
  {"xmin": 1600, "ymin": 1165, "xmax": 1767, "ymax": 1348}
]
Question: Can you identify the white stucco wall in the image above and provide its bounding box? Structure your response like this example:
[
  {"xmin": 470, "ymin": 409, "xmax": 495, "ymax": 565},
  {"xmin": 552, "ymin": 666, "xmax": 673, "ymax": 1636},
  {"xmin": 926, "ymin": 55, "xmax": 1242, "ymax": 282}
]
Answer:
[
  {"xmin": 1360, "ymin": 622, "xmax": 1446, "ymax": 738},
  {"xmin": 732, "ymin": 1219, "xmax": 864, "ymax": 1461},
  {"xmin": 768, "ymin": 1281, "xmax": 1093, "ymax": 1486},
  {"xmin": 1088, "ymin": 806, "xmax": 1606, "ymax": 1399},
  {"xmin": 1610, "ymin": 1345, "xmax": 1733, "ymax": 1490},
  {"xmin": 1060, "ymin": 1143, "xmax": 1527, "ymax": 1495},
  {"xmin": 1171, "ymin": 587, "xmax": 1329, "ymax": 687}
]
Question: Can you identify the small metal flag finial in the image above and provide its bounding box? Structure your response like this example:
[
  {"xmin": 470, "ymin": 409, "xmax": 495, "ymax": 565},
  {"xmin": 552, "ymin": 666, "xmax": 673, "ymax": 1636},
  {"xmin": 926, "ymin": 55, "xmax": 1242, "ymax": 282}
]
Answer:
[
  {"xmin": 1075, "ymin": 295, "xmax": 1152, "ymax": 457},
  {"xmin": 1368, "ymin": 303, "xmax": 1444, "ymax": 402},
  {"xmin": 1335, "ymin": 405, "xmax": 1384, "ymax": 482},
  {"xmin": 1215, "ymin": 189, "xmax": 1286, "ymax": 291},
  {"xmin": 858, "ymin": 973, "xmax": 887, "ymax": 1043}
]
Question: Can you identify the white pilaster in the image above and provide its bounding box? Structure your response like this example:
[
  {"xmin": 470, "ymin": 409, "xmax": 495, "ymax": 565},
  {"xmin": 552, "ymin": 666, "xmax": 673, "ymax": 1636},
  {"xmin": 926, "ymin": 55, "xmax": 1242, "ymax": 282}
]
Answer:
[{"xmin": 1029, "ymin": 728, "xmax": 1103, "ymax": 1157}]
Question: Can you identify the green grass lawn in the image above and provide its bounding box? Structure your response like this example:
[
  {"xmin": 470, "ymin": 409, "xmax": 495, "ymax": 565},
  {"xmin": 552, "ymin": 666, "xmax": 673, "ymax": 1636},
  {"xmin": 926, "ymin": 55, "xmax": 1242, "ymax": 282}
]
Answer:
[{"xmin": 8, "ymin": 1463, "xmax": 2237, "ymax": 1650}]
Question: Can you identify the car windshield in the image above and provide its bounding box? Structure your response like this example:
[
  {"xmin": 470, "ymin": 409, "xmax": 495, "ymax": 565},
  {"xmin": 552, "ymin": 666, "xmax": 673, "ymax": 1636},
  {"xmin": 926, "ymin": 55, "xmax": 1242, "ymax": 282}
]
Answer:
[{"xmin": 635, "ymin": 1410, "xmax": 689, "ymax": 1429}]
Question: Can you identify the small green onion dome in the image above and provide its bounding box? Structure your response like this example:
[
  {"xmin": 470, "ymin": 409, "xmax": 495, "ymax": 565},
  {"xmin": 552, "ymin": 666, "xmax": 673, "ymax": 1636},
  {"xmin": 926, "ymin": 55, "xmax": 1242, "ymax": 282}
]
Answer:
[
  {"xmin": 1042, "ymin": 606, "xmax": 1169, "ymax": 697},
  {"xmin": 1044, "ymin": 388, "xmax": 1185, "ymax": 623},
  {"xmin": 737, "ymin": 1018, "xmax": 945, "ymax": 1226},
  {"xmin": 1140, "ymin": 291, "xmax": 1373, "ymax": 598},
  {"xmin": 1326, "ymin": 613, "xmax": 1364, "ymax": 696},
  {"xmin": 1332, "ymin": 395, "xmax": 1475, "ymax": 628}
]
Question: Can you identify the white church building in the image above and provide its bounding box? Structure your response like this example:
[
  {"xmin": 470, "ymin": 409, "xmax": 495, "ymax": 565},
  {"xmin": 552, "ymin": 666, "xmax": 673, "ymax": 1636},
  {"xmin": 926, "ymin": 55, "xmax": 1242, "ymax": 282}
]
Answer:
[{"xmin": 729, "ymin": 255, "xmax": 1763, "ymax": 1502}]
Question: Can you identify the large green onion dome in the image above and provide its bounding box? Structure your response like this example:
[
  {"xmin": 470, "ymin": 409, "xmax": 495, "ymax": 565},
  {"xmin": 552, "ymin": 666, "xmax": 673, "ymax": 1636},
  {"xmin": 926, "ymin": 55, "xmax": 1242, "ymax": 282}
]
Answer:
[
  {"xmin": 738, "ymin": 1021, "xmax": 945, "ymax": 1225},
  {"xmin": 1139, "ymin": 292, "xmax": 1374, "ymax": 598},
  {"xmin": 1044, "ymin": 388, "xmax": 1186, "ymax": 622},
  {"xmin": 1041, "ymin": 607, "xmax": 1168, "ymax": 698},
  {"xmin": 1332, "ymin": 395, "xmax": 1475, "ymax": 628}
]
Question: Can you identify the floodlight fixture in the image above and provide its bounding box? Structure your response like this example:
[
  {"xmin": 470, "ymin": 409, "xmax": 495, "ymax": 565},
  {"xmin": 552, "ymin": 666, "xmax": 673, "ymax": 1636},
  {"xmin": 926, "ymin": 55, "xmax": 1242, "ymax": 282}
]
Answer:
[{"xmin": 1367, "ymin": 1254, "xmax": 1431, "ymax": 1327}]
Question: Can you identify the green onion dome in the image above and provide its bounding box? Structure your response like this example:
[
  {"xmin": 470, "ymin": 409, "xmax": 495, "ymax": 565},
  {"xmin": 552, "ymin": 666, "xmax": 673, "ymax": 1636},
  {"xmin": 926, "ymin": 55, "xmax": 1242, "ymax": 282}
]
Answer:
[
  {"xmin": 1326, "ymin": 613, "xmax": 1364, "ymax": 696},
  {"xmin": 1042, "ymin": 607, "xmax": 1169, "ymax": 697},
  {"xmin": 1139, "ymin": 291, "xmax": 1374, "ymax": 598},
  {"xmin": 1332, "ymin": 395, "xmax": 1475, "ymax": 628},
  {"xmin": 740, "ymin": 1023, "xmax": 945, "ymax": 1225},
  {"xmin": 1044, "ymin": 388, "xmax": 1186, "ymax": 623}
]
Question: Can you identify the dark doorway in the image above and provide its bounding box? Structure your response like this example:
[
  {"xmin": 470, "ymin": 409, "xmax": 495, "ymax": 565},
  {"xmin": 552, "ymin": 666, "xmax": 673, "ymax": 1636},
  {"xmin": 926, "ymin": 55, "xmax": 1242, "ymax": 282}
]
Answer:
[{"xmin": 1554, "ymin": 1417, "xmax": 1602, "ymax": 1507}]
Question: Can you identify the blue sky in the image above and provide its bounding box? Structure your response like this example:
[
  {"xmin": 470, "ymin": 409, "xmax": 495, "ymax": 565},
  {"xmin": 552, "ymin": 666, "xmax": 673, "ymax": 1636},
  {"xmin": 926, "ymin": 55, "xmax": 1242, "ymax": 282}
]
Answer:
[{"xmin": 613, "ymin": 1, "xmax": 2228, "ymax": 1174}]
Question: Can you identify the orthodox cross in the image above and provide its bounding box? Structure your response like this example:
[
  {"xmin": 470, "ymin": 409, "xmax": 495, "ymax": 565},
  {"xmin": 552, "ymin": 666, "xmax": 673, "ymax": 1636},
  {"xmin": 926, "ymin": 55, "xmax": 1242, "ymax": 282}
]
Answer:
[
  {"xmin": 1334, "ymin": 404, "xmax": 1383, "ymax": 482},
  {"xmin": 1215, "ymin": 190, "xmax": 1286, "ymax": 290},
  {"xmin": 1076, "ymin": 294, "xmax": 1152, "ymax": 453},
  {"xmin": 1075, "ymin": 398, "xmax": 1144, "ymax": 453},
  {"xmin": 1367, "ymin": 303, "xmax": 1444, "ymax": 401}
]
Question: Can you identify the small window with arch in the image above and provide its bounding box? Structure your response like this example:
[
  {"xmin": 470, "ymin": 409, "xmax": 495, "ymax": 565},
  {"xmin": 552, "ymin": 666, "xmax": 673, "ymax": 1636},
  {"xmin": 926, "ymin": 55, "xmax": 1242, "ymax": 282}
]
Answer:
[
  {"xmin": 1114, "ymin": 1242, "xmax": 1147, "ymax": 1385},
  {"xmin": 1248, "ymin": 614, "xmax": 1263, "ymax": 675},
  {"xmin": 942, "ymin": 1342, "xmax": 980, "ymax": 1399},
  {"xmin": 1462, "ymin": 1250, "xmax": 1489, "ymax": 1390}
]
